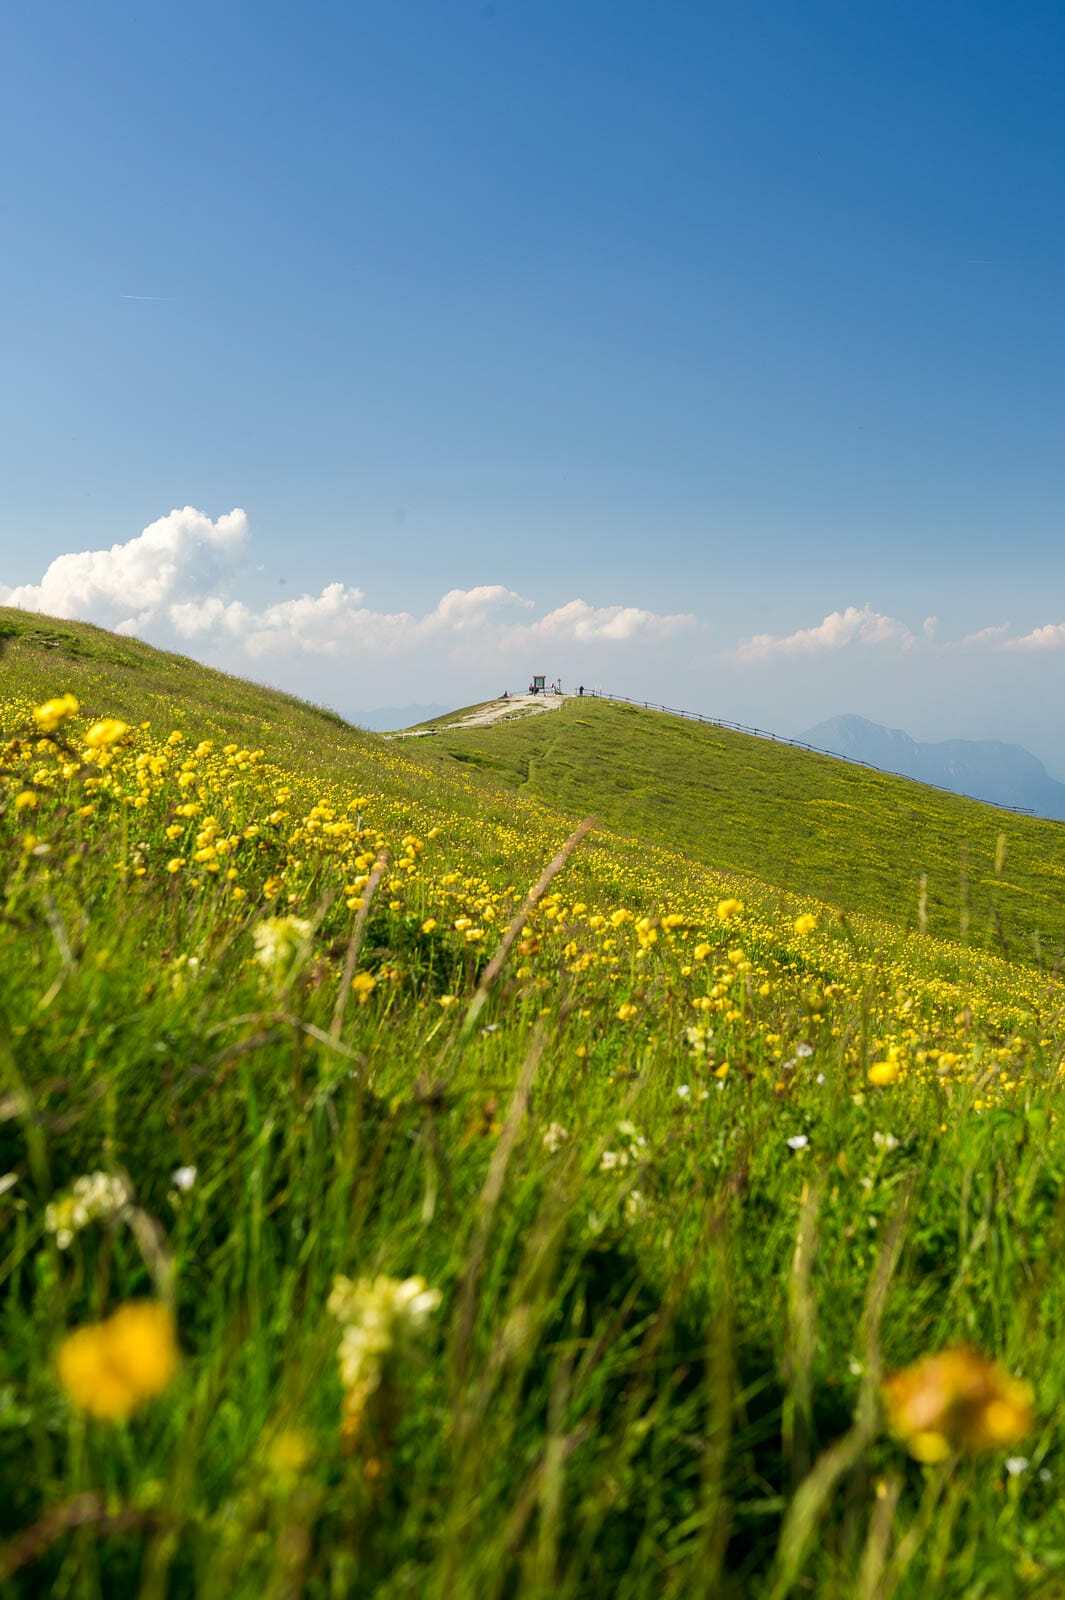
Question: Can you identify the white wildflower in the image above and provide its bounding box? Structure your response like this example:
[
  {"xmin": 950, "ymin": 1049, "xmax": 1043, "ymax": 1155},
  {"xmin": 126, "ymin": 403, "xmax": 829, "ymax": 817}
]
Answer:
[
  {"xmin": 676, "ymin": 1084, "xmax": 691, "ymax": 1099},
  {"xmin": 786, "ymin": 1135, "xmax": 809, "ymax": 1151},
  {"xmin": 252, "ymin": 915, "xmax": 313, "ymax": 979},
  {"xmin": 601, "ymin": 1121, "xmax": 646, "ymax": 1175},
  {"xmin": 542, "ymin": 1122, "xmax": 569, "ymax": 1154},
  {"xmin": 171, "ymin": 1165, "xmax": 198, "ymax": 1191},
  {"xmin": 328, "ymin": 1273, "xmax": 441, "ymax": 1439},
  {"xmin": 44, "ymin": 1171, "xmax": 131, "ymax": 1249},
  {"xmin": 795, "ymin": 1042, "xmax": 814, "ymax": 1058},
  {"xmin": 1006, "ymin": 1457, "xmax": 1029, "ymax": 1476}
]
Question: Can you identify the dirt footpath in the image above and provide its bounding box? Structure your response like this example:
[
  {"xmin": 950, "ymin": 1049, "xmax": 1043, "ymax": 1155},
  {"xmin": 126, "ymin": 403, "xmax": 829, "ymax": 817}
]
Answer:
[{"xmin": 388, "ymin": 693, "xmax": 566, "ymax": 738}]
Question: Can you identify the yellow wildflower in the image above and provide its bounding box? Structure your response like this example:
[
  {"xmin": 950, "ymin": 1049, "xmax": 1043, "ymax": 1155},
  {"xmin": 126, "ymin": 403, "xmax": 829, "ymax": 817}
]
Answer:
[
  {"xmin": 85, "ymin": 719, "xmax": 130, "ymax": 749},
  {"xmin": 882, "ymin": 1347, "xmax": 1033, "ymax": 1462},
  {"xmin": 57, "ymin": 1302, "xmax": 179, "ymax": 1421},
  {"xmin": 33, "ymin": 693, "xmax": 79, "ymax": 732}
]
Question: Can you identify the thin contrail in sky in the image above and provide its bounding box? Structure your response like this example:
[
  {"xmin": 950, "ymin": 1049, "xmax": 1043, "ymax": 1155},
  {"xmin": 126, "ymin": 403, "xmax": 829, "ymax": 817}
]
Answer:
[{"xmin": 121, "ymin": 293, "xmax": 174, "ymax": 301}]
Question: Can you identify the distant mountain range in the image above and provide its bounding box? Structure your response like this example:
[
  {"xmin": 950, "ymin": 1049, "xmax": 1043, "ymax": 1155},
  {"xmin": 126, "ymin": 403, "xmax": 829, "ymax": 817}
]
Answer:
[
  {"xmin": 355, "ymin": 703, "xmax": 449, "ymax": 732},
  {"xmin": 799, "ymin": 714, "xmax": 1065, "ymax": 821}
]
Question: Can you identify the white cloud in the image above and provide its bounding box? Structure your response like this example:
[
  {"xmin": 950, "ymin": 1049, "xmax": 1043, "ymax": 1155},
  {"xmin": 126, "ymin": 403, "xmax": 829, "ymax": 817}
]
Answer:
[
  {"xmin": 530, "ymin": 599, "xmax": 691, "ymax": 642},
  {"xmin": 428, "ymin": 586, "xmax": 534, "ymax": 631},
  {"xmin": 0, "ymin": 507, "xmax": 687, "ymax": 664},
  {"xmin": 733, "ymin": 603, "xmax": 915, "ymax": 663},
  {"xmin": 923, "ymin": 615, "xmax": 938, "ymax": 640},
  {"xmin": 0, "ymin": 507, "xmax": 249, "ymax": 634},
  {"xmin": 951, "ymin": 623, "xmax": 1011, "ymax": 648},
  {"xmin": 1004, "ymin": 622, "xmax": 1065, "ymax": 651}
]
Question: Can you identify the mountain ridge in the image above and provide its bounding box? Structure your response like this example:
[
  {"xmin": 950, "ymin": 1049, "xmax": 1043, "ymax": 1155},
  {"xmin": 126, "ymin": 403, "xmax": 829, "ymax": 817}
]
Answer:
[{"xmin": 801, "ymin": 713, "xmax": 1065, "ymax": 821}]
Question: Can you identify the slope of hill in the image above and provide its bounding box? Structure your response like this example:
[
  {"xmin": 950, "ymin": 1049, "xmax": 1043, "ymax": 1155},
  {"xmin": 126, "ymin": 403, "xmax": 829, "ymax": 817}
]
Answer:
[
  {"xmin": 0, "ymin": 607, "xmax": 370, "ymax": 777},
  {"xmin": 426, "ymin": 695, "xmax": 1065, "ymax": 963},
  {"xmin": 4, "ymin": 621, "xmax": 1065, "ymax": 1596},
  {"xmin": 802, "ymin": 712, "xmax": 1065, "ymax": 821}
]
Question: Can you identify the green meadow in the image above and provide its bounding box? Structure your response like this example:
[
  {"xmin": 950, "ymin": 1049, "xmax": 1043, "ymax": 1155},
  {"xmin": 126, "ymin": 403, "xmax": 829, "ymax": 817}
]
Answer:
[
  {"xmin": 428, "ymin": 695, "xmax": 1065, "ymax": 964},
  {"xmin": 2, "ymin": 613, "xmax": 1065, "ymax": 1599}
]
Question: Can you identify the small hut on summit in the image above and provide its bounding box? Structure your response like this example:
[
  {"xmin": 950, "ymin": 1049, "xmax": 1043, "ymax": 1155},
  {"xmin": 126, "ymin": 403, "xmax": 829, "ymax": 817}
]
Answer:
[{"xmin": 530, "ymin": 674, "xmax": 546, "ymax": 695}]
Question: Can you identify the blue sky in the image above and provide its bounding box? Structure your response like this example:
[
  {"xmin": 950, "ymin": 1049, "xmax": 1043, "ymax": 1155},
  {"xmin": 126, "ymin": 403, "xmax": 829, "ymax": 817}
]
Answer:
[{"xmin": 2, "ymin": 2, "xmax": 1064, "ymax": 763}]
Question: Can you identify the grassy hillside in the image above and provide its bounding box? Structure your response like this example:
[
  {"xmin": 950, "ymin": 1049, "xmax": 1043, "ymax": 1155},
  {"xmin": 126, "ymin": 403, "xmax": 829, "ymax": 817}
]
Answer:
[
  {"xmin": 2, "ymin": 625, "xmax": 1065, "ymax": 1597},
  {"xmin": 0, "ymin": 609, "xmax": 372, "ymax": 774},
  {"xmin": 428, "ymin": 695, "xmax": 1065, "ymax": 964}
]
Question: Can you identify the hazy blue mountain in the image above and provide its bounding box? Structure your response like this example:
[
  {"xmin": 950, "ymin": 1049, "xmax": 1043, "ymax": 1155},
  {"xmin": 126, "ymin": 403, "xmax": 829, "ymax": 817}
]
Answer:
[
  {"xmin": 799, "ymin": 714, "xmax": 1065, "ymax": 821},
  {"xmin": 355, "ymin": 703, "xmax": 449, "ymax": 732}
]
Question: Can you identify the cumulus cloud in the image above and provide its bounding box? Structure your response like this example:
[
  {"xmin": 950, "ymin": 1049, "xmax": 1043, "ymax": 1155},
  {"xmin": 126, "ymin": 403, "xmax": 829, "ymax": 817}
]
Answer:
[
  {"xmin": 1000, "ymin": 622, "xmax": 1065, "ymax": 651},
  {"xmin": 0, "ymin": 506, "xmax": 687, "ymax": 663},
  {"xmin": 951, "ymin": 623, "xmax": 1011, "ymax": 649},
  {"xmin": 733, "ymin": 603, "xmax": 915, "ymax": 663},
  {"xmin": 0, "ymin": 507, "xmax": 249, "ymax": 635},
  {"xmin": 530, "ymin": 599, "xmax": 690, "ymax": 642}
]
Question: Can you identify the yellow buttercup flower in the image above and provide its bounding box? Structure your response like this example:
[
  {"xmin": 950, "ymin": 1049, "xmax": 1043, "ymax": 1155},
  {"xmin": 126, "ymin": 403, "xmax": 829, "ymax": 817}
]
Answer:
[
  {"xmin": 882, "ymin": 1347, "xmax": 1033, "ymax": 1461},
  {"xmin": 793, "ymin": 913, "xmax": 817, "ymax": 936},
  {"xmin": 85, "ymin": 719, "xmax": 130, "ymax": 749},
  {"xmin": 57, "ymin": 1302, "xmax": 179, "ymax": 1421},
  {"xmin": 33, "ymin": 693, "xmax": 80, "ymax": 733}
]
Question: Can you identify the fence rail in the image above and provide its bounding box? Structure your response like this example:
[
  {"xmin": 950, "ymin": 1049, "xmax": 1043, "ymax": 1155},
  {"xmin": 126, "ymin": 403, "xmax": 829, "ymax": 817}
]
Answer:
[{"xmin": 584, "ymin": 690, "xmax": 1040, "ymax": 818}]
